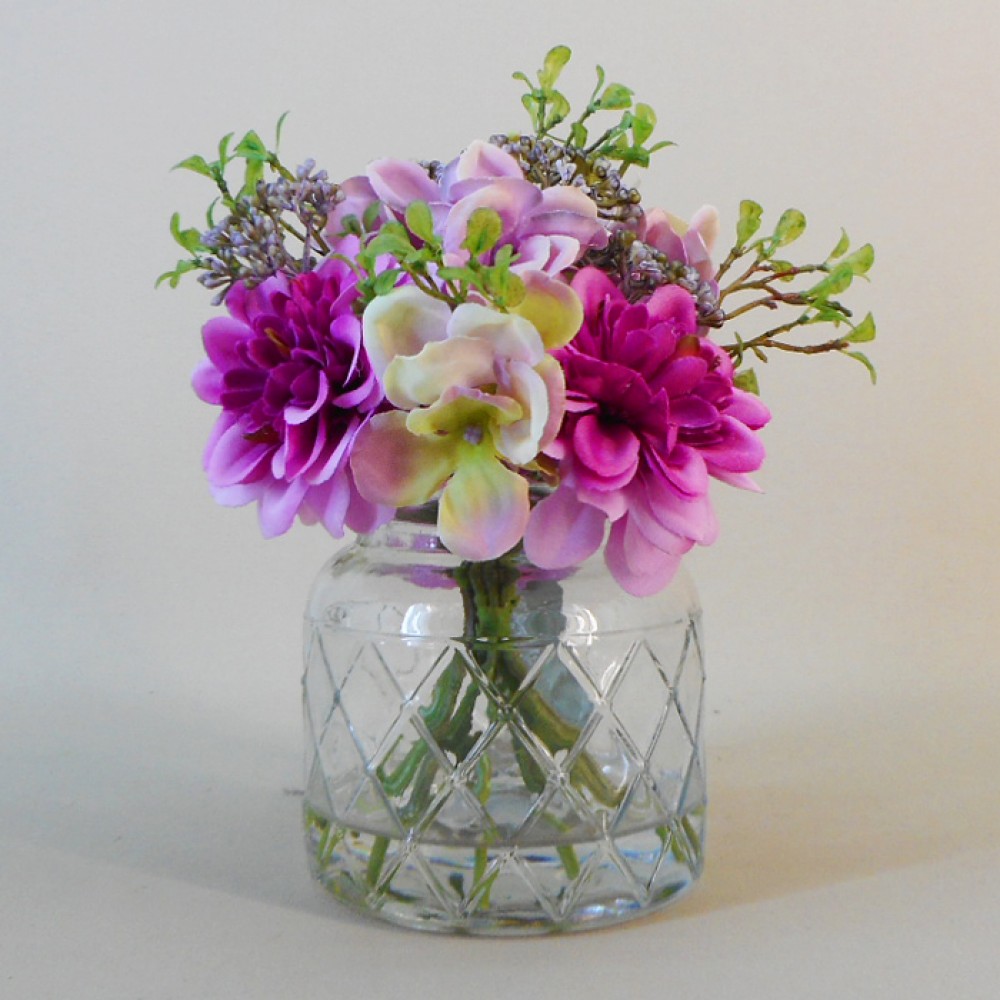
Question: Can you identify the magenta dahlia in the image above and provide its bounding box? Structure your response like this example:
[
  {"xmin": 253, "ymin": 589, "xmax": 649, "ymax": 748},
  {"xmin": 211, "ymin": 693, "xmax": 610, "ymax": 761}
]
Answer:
[
  {"xmin": 524, "ymin": 267, "xmax": 771, "ymax": 595},
  {"xmin": 192, "ymin": 242, "xmax": 391, "ymax": 538}
]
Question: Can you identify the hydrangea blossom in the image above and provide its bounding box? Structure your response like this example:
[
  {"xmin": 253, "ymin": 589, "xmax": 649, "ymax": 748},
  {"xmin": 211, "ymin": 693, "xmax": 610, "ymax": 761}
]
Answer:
[{"xmin": 350, "ymin": 275, "xmax": 582, "ymax": 560}]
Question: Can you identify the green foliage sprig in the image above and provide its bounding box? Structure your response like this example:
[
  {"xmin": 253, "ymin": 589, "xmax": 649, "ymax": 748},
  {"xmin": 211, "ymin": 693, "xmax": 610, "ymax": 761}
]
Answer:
[
  {"xmin": 336, "ymin": 204, "xmax": 525, "ymax": 315},
  {"xmin": 717, "ymin": 201, "xmax": 877, "ymax": 386}
]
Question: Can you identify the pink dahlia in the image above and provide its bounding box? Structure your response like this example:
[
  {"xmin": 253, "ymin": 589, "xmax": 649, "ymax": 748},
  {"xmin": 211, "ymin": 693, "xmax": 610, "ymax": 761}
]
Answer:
[
  {"xmin": 524, "ymin": 267, "xmax": 771, "ymax": 596},
  {"xmin": 192, "ymin": 244, "xmax": 391, "ymax": 538},
  {"xmin": 327, "ymin": 139, "xmax": 608, "ymax": 275}
]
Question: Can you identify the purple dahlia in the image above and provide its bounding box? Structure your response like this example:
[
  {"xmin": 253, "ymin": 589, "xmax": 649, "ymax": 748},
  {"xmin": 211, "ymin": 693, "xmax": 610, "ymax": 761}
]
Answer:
[
  {"xmin": 192, "ymin": 244, "xmax": 390, "ymax": 538},
  {"xmin": 524, "ymin": 267, "xmax": 771, "ymax": 595}
]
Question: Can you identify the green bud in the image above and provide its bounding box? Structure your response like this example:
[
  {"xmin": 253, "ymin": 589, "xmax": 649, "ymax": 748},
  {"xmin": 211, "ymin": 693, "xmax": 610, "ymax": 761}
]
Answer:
[{"xmin": 828, "ymin": 228, "xmax": 850, "ymax": 260}]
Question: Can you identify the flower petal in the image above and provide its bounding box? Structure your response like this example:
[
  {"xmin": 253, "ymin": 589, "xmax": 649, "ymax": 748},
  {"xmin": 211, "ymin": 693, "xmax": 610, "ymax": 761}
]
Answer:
[
  {"xmin": 384, "ymin": 336, "xmax": 496, "ymax": 408},
  {"xmin": 447, "ymin": 303, "xmax": 544, "ymax": 364},
  {"xmin": 361, "ymin": 285, "xmax": 452, "ymax": 379},
  {"xmin": 350, "ymin": 411, "xmax": 457, "ymax": 507},
  {"xmin": 605, "ymin": 517, "xmax": 689, "ymax": 597},
  {"xmin": 367, "ymin": 158, "xmax": 440, "ymax": 210},
  {"xmin": 454, "ymin": 139, "xmax": 524, "ymax": 181},
  {"xmin": 511, "ymin": 271, "xmax": 583, "ymax": 350},
  {"xmin": 524, "ymin": 486, "xmax": 606, "ymax": 569},
  {"xmin": 438, "ymin": 451, "xmax": 529, "ymax": 560}
]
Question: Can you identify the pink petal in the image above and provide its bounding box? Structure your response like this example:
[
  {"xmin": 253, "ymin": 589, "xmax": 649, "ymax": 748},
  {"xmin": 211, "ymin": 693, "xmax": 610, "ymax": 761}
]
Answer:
[
  {"xmin": 573, "ymin": 414, "xmax": 640, "ymax": 478},
  {"xmin": 192, "ymin": 360, "xmax": 223, "ymax": 404},
  {"xmin": 646, "ymin": 284, "xmax": 697, "ymax": 333},
  {"xmin": 604, "ymin": 517, "xmax": 688, "ymax": 597},
  {"xmin": 455, "ymin": 139, "xmax": 524, "ymax": 181},
  {"xmin": 523, "ymin": 486, "xmax": 607, "ymax": 570},
  {"xmin": 725, "ymin": 389, "xmax": 772, "ymax": 430},
  {"xmin": 438, "ymin": 453, "xmax": 529, "ymax": 561},
  {"xmin": 257, "ymin": 478, "xmax": 309, "ymax": 538},
  {"xmin": 570, "ymin": 267, "xmax": 621, "ymax": 318},
  {"xmin": 206, "ymin": 421, "xmax": 272, "ymax": 486},
  {"xmin": 367, "ymin": 158, "xmax": 440, "ymax": 210},
  {"xmin": 699, "ymin": 415, "xmax": 766, "ymax": 473},
  {"xmin": 201, "ymin": 316, "xmax": 249, "ymax": 371}
]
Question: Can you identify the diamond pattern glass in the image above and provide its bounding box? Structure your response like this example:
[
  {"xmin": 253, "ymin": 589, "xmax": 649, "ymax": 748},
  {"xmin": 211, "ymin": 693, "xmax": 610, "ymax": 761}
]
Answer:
[{"xmin": 302, "ymin": 513, "xmax": 705, "ymax": 934}]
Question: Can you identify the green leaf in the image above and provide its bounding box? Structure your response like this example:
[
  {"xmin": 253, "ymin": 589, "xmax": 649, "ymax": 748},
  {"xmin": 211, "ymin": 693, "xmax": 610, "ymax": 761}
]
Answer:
[
  {"xmin": 372, "ymin": 268, "xmax": 403, "ymax": 296},
  {"xmin": 544, "ymin": 91, "xmax": 571, "ymax": 129},
  {"xmin": 404, "ymin": 200, "xmax": 437, "ymax": 243},
  {"xmin": 512, "ymin": 71, "xmax": 532, "ymax": 87},
  {"xmin": 588, "ymin": 64, "xmax": 607, "ymax": 105},
  {"xmin": 828, "ymin": 228, "xmax": 850, "ymax": 260},
  {"xmin": 569, "ymin": 121, "xmax": 588, "ymax": 148},
  {"xmin": 462, "ymin": 207, "xmax": 503, "ymax": 258},
  {"xmin": 733, "ymin": 368, "xmax": 760, "ymax": 395},
  {"xmin": 367, "ymin": 222, "xmax": 415, "ymax": 259},
  {"xmin": 172, "ymin": 154, "xmax": 214, "ymax": 178},
  {"xmin": 632, "ymin": 103, "xmax": 657, "ymax": 145},
  {"xmin": 274, "ymin": 111, "xmax": 290, "ymax": 151},
  {"xmin": 169, "ymin": 212, "xmax": 203, "ymax": 253},
  {"xmin": 338, "ymin": 213, "xmax": 363, "ymax": 237},
  {"xmin": 598, "ymin": 83, "xmax": 633, "ymax": 110},
  {"xmin": 239, "ymin": 157, "xmax": 264, "ymax": 198},
  {"xmin": 646, "ymin": 140, "xmax": 676, "ymax": 153},
  {"xmin": 736, "ymin": 200, "xmax": 764, "ymax": 246},
  {"xmin": 845, "ymin": 312, "xmax": 876, "ymax": 343},
  {"xmin": 842, "ymin": 243, "xmax": 875, "ymax": 276},
  {"xmin": 217, "ymin": 133, "xmax": 234, "ymax": 167},
  {"xmin": 772, "ymin": 208, "xmax": 806, "ymax": 247},
  {"xmin": 620, "ymin": 145, "xmax": 651, "ymax": 168},
  {"xmin": 769, "ymin": 259, "xmax": 797, "ymax": 282},
  {"xmin": 845, "ymin": 350, "xmax": 877, "ymax": 384},
  {"xmin": 234, "ymin": 130, "xmax": 268, "ymax": 161},
  {"xmin": 809, "ymin": 262, "xmax": 854, "ymax": 299},
  {"xmin": 538, "ymin": 45, "xmax": 572, "ymax": 90},
  {"xmin": 362, "ymin": 200, "xmax": 383, "ymax": 233},
  {"xmin": 155, "ymin": 258, "xmax": 200, "ymax": 289}
]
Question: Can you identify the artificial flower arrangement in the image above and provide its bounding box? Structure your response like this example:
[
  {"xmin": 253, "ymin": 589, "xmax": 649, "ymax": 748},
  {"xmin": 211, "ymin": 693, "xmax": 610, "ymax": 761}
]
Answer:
[
  {"xmin": 163, "ymin": 47, "xmax": 876, "ymax": 932},
  {"xmin": 163, "ymin": 46, "xmax": 876, "ymax": 596}
]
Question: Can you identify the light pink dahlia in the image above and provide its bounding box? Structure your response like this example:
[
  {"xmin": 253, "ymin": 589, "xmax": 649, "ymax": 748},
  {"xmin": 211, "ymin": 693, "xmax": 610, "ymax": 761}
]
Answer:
[
  {"xmin": 192, "ymin": 244, "xmax": 391, "ymax": 538},
  {"xmin": 524, "ymin": 267, "xmax": 770, "ymax": 596}
]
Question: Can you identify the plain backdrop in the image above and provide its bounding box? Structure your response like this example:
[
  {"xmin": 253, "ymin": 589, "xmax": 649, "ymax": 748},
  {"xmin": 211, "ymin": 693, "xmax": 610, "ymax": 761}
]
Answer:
[{"xmin": 2, "ymin": 1, "xmax": 999, "ymax": 998}]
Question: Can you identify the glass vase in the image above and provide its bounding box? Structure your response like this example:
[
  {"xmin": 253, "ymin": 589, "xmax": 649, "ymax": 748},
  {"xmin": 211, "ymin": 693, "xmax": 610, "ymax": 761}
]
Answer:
[{"xmin": 302, "ymin": 505, "xmax": 706, "ymax": 935}]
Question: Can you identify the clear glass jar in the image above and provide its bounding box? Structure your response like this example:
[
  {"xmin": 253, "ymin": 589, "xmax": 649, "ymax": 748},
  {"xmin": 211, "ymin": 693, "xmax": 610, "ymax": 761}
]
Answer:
[{"xmin": 302, "ymin": 505, "xmax": 706, "ymax": 935}]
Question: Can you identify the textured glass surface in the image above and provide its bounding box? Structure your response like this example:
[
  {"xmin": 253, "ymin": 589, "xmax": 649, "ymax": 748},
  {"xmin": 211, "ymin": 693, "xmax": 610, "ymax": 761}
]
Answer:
[{"xmin": 302, "ymin": 511, "xmax": 705, "ymax": 935}]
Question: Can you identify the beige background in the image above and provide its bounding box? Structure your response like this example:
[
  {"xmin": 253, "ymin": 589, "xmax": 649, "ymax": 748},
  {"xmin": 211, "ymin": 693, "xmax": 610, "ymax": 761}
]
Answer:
[{"xmin": 2, "ymin": 1, "xmax": 999, "ymax": 997}]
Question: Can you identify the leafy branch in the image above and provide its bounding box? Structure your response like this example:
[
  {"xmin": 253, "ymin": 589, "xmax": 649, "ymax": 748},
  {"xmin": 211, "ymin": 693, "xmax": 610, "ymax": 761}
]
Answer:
[
  {"xmin": 512, "ymin": 46, "xmax": 674, "ymax": 175},
  {"xmin": 719, "ymin": 200, "xmax": 878, "ymax": 387},
  {"xmin": 337, "ymin": 202, "xmax": 526, "ymax": 315}
]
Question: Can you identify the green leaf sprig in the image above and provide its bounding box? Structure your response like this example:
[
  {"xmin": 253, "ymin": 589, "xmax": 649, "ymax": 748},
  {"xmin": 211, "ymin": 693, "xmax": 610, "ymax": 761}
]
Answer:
[{"xmin": 718, "ymin": 201, "xmax": 877, "ymax": 386}]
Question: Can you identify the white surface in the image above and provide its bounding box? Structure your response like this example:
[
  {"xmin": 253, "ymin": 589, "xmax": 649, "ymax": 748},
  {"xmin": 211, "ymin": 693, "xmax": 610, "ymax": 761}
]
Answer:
[{"xmin": 3, "ymin": 1, "xmax": 1000, "ymax": 997}]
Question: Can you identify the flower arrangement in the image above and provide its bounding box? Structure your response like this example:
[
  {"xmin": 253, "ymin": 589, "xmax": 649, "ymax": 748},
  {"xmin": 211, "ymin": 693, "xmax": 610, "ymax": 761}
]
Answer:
[{"xmin": 163, "ymin": 45, "xmax": 876, "ymax": 597}]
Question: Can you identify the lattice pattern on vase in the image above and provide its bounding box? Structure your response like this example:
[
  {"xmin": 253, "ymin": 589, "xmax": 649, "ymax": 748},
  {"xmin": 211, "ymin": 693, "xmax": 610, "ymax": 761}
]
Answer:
[{"xmin": 302, "ymin": 614, "xmax": 705, "ymax": 933}]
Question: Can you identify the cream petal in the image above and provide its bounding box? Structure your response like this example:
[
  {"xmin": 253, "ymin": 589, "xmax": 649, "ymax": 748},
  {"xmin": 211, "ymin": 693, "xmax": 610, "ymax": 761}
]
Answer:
[
  {"xmin": 494, "ymin": 361, "xmax": 550, "ymax": 466},
  {"xmin": 361, "ymin": 286, "xmax": 452, "ymax": 379},
  {"xmin": 384, "ymin": 336, "xmax": 496, "ymax": 408},
  {"xmin": 447, "ymin": 302, "xmax": 544, "ymax": 364}
]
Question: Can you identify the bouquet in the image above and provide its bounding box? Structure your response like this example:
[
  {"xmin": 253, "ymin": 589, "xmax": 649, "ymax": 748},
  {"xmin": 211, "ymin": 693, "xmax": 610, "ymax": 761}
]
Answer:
[
  {"xmin": 163, "ymin": 46, "xmax": 876, "ymax": 930},
  {"xmin": 163, "ymin": 45, "xmax": 876, "ymax": 597}
]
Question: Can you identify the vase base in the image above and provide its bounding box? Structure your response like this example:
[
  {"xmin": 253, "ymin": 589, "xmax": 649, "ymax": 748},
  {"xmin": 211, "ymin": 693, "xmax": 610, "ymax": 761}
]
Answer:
[{"xmin": 305, "ymin": 807, "xmax": 704, "ymax": 935}]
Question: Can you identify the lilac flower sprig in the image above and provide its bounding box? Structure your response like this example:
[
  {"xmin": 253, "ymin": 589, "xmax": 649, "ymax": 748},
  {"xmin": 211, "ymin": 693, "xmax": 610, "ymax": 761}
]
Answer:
[{"xmin": 158, "ymin": 117, "xmax": 344, "ymax": 303}]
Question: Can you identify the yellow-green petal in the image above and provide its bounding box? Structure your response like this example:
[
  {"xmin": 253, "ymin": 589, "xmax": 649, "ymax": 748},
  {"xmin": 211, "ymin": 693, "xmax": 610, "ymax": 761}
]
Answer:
[
  {"xmin": 438, "ymin": 450, "xmax": 530, "ymax": 560},
  {"xmin": 406, "ymin": 388, "xmax": 522, "ymax": 437},
  {"xmin": 511, "ymin": 271, "xmax": 583, "ymax": 350},
  {"xmin": 383, "ymin": 336, "xmax": 495, "ymax": 409}
]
